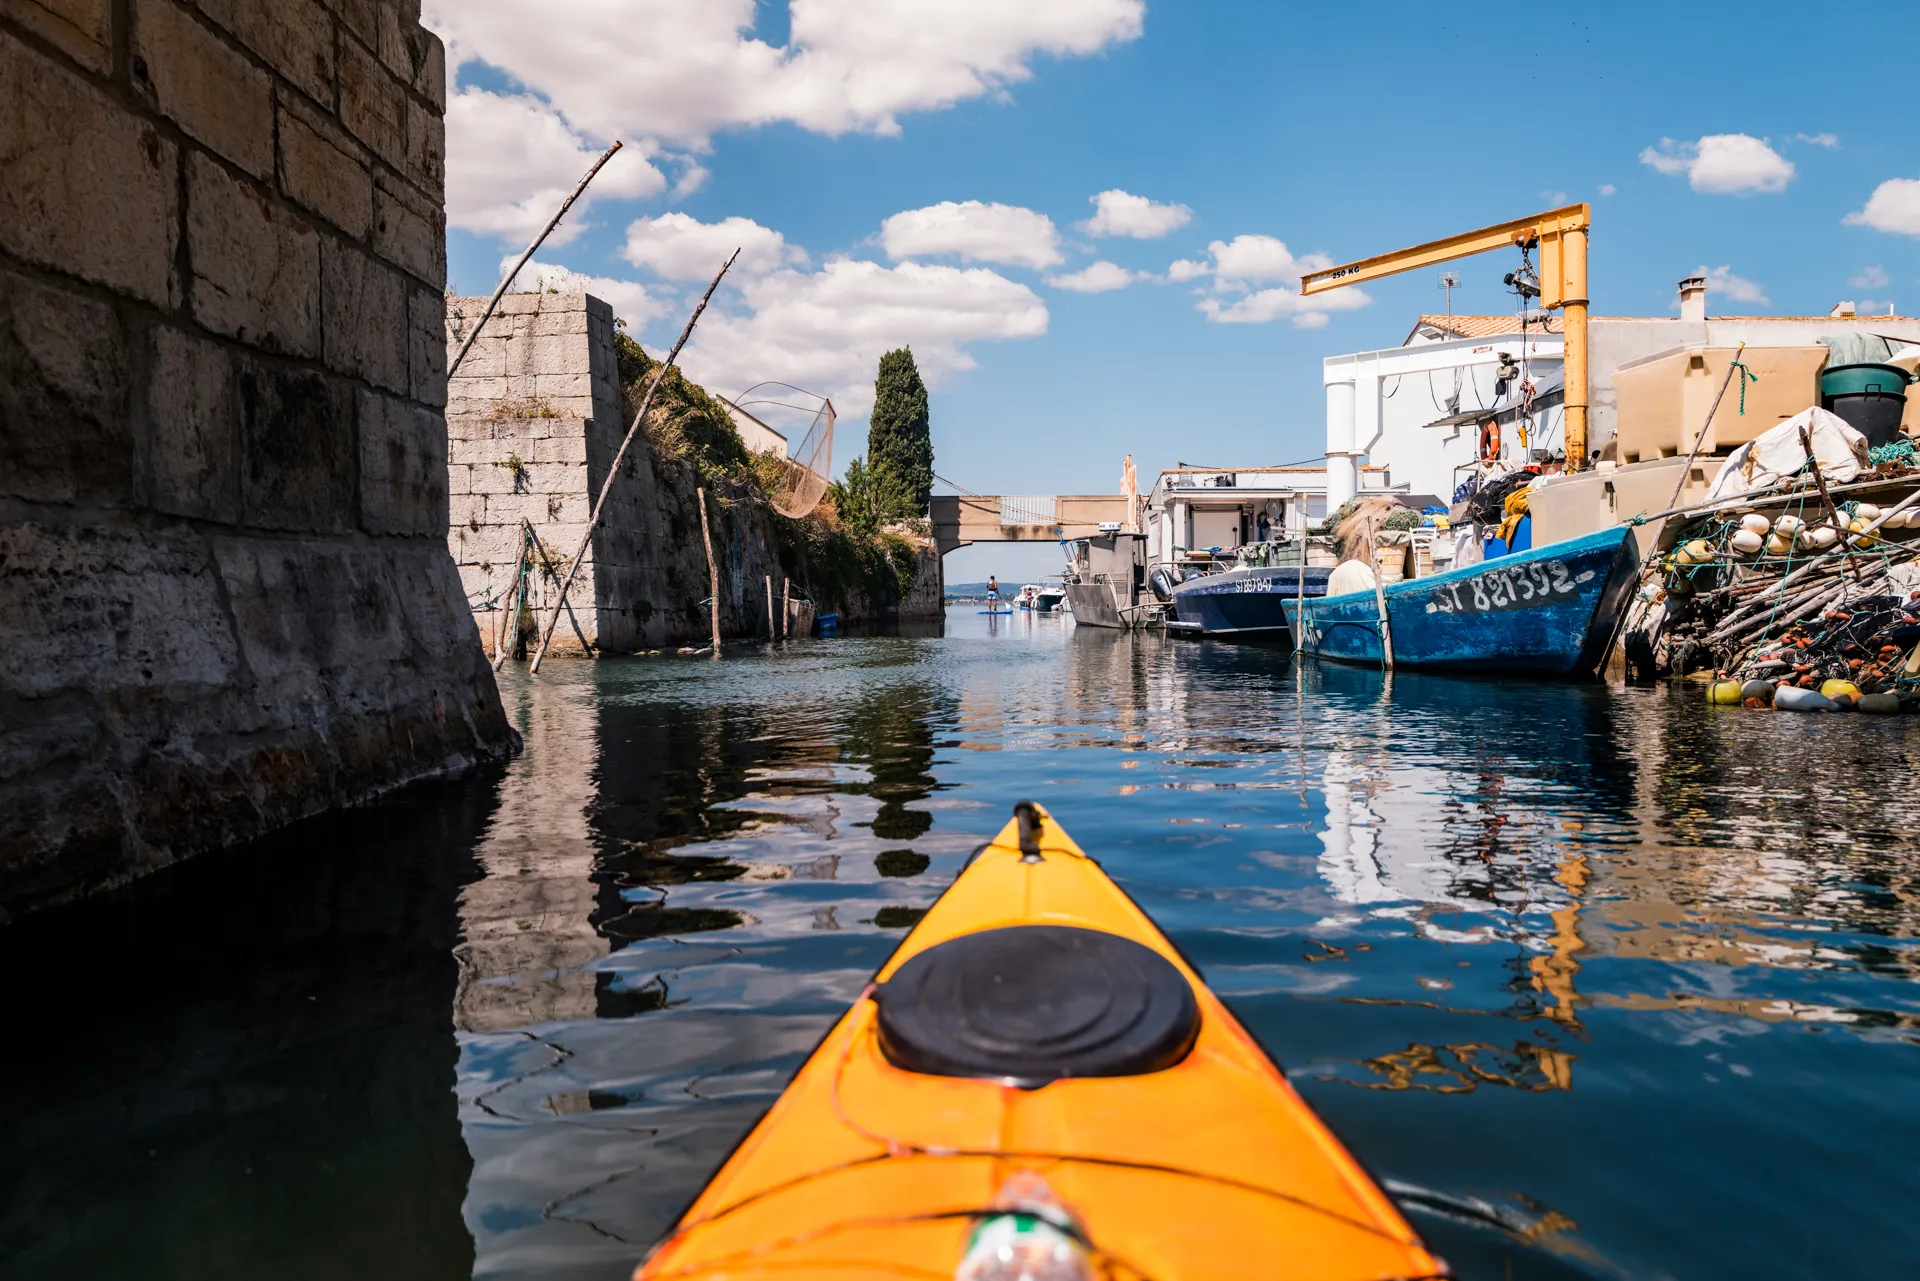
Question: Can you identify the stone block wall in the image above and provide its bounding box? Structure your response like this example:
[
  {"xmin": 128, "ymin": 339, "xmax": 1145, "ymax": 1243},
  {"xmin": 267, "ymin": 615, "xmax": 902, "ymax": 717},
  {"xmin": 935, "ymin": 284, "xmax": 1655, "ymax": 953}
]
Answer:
[
  {"xmin": 0, "ymin": 0, "xmax": 511, "ymax": 917},
  {"xmin": 448, "ymin": 290, "xmax": 793, "ymax": 654}
]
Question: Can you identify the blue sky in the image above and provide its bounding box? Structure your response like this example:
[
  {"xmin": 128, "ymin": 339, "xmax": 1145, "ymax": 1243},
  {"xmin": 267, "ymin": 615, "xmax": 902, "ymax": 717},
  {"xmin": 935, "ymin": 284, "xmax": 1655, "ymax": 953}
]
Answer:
[{"xmin": 431, "ymin": 1, "xmax": 1920, "ymax": 580}]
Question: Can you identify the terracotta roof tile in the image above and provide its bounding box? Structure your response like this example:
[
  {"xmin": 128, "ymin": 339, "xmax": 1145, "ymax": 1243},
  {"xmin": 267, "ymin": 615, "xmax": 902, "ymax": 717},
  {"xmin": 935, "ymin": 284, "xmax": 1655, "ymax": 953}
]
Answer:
[{"xmin": 1413, "ymin": 314, "xmax": 1563, "ymax": 339}]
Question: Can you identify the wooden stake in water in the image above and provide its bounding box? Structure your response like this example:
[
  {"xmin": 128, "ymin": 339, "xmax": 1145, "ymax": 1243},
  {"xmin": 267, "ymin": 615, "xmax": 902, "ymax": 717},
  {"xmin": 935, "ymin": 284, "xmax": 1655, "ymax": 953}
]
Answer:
[
  {"xmin": 1293, "ymin": 534, "xmax": 1307, "ymax": 662},
  {"xmin": 782, "ymin": 577, "xmax": 791, "ymax": 640},
  {"xmin": 448, "ymin": 141, "xmax": 625, "ymax": 380},
  {"xmin": 523, "ymin": 520, "xmax": 595, "ymax": 653},
  {"xmin": 765, "ymin": 575, "xmax": 775, "ymax": 639},
  {"xmin": 529, "ymin": 250, "xmax": 739, "ymax": 674},
  {"xmin": 1370, "ymin": 536, "xmax": 1395, "ymax": 671},
  {"xmin": 491, "ymin": 535, "xmax": 529, "ymax": 673},
  {"xmin": 698, "ymin": 487, "xmax": 721, "ymax": 658}
]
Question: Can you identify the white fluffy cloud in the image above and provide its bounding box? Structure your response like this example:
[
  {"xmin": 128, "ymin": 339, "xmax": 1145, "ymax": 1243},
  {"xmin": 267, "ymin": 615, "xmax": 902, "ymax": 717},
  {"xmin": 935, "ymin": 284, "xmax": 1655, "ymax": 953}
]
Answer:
[
  {"xmin": 1199, "ymin": 287, "xmax": 1370, "ymax": 326},
  {"xmin": 1208, "ymin": 235, "xmax": 1322, "ymax": 287},
  {"xmin": 1639, "ymin": 134, "xmax": 1794, "ymax": 195},
  {"xmin": 512, "ymin": 259, "xmax": 664, "ymax": 328},
  {"xmin": 1697, "ymin": 264, "xmax": 1769, "ymax": 306},
  {"xmin": 881, "ymin": 201, "xmax": 1062, "ymax": 269},
  {"xmin": 445, "ymin": 89, "xmax": 665, "ymax": 242},
  {"xmin": 1045, "ymin": 261, "xmax": 1145, "ymax": 293},
  {"xmin": 623, "ymin": 212, "xmax": 805, "ymax": 280},
  {"xmin": 1170, "ymin": 235, "xmax": 1370, "ymax": 327},
  {"xmin": 429, "ymin": 2, "xmax": 1144, "ymax": 246},
  {"xmin": 1794, "ymin": 132, "xmax": 1840, "ymax": 148},
  {"xmin": 425, "ymin": 0, "xmax": 1143, "ymax": 145},
  {"xmin": 1082, "ymin": 189, "xmax": 1192, "ymax": 238},
  {"xmin": 679, "ymin": 259, "xmax": 1049, "ymax": 415},
  {"xmin": 1851, "ymin": 265, "xmax": 1891, "ymax": 290},
  {"xmin": 1845, "ymin": 179, "xmax": 1920, "ymax": 237}
]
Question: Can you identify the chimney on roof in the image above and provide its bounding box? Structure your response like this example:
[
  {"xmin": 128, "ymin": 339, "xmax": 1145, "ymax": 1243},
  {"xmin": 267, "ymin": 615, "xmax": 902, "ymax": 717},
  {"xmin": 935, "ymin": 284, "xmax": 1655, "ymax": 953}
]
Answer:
[
  {"xmin": 1677, "ymin": 275, "xmax": 1707, "ymax": 322},
  {"xmin": 1830, "ymin": 300, "xmax": 1857, "ymax": 319}
]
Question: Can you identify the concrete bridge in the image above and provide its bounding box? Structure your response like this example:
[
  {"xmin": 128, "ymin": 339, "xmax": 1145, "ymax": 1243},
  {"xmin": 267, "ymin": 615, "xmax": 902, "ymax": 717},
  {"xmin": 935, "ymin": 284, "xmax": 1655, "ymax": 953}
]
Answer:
[{"xmin": 929, "ymin": 494, "xmax": 1134, "ymax": 556}]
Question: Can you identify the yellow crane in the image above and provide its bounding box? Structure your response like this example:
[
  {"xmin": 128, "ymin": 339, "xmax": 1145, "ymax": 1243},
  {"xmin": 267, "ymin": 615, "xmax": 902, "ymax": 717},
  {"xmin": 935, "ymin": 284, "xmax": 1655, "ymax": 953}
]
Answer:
[{"xmin": 1301, "ymin": 203, "xmax": 1592, "ymax": 469}]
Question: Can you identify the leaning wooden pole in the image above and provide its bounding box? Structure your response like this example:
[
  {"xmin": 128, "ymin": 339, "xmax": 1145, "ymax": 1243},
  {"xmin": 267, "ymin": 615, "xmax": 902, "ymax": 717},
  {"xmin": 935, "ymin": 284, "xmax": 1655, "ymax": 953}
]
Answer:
[
  {"xmin": 1663, "ymin": 341, "xmax": 1745, "ymax": 511},
  {"xmin": 530, "ymin": 250, "xmax": 740, "ymax": 674},
  {"xmin": 1370, "ymin": 535, "xmax": 1395, "ymax": 671},
  {"xmin": 491, "ymin": 533, "xmax": 529, "ymax": 672},
  {"xmin": 448, "ymin": 141, "xmax": 624, "ymax": 379},
  {"xmin": 765, "ymin": 574, "xmax": 775, "ymax": 639},
  {"xmin": 523, "ymin": 520, "xmax": 597, "ymax": 652},
  {"xmin": 698, "ymin": 488, "xmax": 722, "ymax": 657}
]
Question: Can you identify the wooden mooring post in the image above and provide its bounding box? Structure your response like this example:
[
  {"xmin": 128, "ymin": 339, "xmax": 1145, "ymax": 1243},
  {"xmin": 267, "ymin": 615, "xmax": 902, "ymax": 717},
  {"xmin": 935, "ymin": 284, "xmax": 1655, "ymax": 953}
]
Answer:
[{"xmin": 698, "ymin": 487, "xmax": 721, "ymax": 657}]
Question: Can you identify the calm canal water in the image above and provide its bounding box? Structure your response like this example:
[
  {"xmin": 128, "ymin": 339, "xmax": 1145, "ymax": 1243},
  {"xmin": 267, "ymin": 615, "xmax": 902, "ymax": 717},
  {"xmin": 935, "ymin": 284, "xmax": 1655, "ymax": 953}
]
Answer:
[{"xmin": 5, "ymin": 606, "xmax": 1918, "ymax": 1280}]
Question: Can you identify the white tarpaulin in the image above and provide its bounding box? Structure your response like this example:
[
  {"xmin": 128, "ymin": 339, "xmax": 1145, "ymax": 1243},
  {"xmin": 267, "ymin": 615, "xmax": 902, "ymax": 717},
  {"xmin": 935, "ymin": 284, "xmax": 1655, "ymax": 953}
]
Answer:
[{"xmin": 1703, "ymin": 406, "xmax": 1869, "ymax": 502}]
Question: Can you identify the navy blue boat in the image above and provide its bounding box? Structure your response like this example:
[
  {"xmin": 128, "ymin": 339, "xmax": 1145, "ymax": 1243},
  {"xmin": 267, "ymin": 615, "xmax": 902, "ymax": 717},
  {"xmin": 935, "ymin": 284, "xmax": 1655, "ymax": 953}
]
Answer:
[
  {"xmin": 1279, "ymin": 525, "xmax": 1639, "ymax": 675},
  {"xmin": 1169, "ymin": 565, "xmax": 1333, "ymax": 640}
]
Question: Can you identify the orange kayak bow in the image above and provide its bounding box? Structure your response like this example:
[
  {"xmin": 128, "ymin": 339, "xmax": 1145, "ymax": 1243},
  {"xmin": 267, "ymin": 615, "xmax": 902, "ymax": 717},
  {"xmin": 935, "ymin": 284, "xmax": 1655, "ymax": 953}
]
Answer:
[{"xmin": 635, "ymin": 802, "xmax": 1445, "ymax": 1280}]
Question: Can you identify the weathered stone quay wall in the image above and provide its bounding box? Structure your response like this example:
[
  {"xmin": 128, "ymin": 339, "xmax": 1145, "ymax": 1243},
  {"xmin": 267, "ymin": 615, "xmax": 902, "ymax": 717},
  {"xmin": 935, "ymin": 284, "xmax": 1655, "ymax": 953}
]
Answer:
[
  {"xmin": 447, "ymin": 290, "xmax": 941, "ymax": 654},
  {"xmin": 0, "ymin": 0, "xmax": 511, "ymax": 917}
]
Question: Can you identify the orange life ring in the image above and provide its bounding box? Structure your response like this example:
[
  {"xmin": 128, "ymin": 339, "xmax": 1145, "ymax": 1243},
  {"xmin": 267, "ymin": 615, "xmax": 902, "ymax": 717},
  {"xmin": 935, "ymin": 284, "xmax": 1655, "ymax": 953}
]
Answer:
[{"xmin": 1478, "ymin": 419, "xmax": 1501, "ymax": 462}]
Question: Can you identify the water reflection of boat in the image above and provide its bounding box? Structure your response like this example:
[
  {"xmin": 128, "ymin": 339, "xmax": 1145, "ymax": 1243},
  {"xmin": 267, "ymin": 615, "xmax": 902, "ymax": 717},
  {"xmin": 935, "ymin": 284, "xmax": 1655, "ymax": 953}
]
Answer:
[{"xmin": 1283, "ymin": 525, "xmax": 1639, "ymax": 674}]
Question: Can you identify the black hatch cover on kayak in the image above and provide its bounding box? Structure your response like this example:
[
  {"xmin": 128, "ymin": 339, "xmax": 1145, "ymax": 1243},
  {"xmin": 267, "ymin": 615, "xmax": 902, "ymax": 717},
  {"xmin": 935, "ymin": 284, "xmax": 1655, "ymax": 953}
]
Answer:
[{"xmin": 872, "ymin": 924, "xmax": 1200, "ymax": 1087}]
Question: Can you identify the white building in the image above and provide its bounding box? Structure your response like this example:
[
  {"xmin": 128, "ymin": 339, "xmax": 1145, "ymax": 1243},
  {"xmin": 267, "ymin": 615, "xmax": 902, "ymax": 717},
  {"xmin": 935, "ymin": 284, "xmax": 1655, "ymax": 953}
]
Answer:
[
  {"xmin": 724, "ymin": 402, "xmax": 789, "ymax": 459},
  {"xmin": 1142, "ymin": 464, "xmax": 1403, "ymax": 566},
  {"xmin": 1326, "ymin": 280, "xmax": 1920, "ymax": 513},
  {"xmin": 1324, "ymin": 314, "xmax": 1563, "ymax": 512}
]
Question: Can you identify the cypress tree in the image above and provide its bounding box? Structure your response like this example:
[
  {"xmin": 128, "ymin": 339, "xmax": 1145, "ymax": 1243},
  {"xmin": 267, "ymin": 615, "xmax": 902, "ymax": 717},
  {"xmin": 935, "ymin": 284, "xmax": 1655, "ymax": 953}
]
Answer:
[{"xmin": 866, "ymin": 347, "xmax": 933, "ymax": 519}]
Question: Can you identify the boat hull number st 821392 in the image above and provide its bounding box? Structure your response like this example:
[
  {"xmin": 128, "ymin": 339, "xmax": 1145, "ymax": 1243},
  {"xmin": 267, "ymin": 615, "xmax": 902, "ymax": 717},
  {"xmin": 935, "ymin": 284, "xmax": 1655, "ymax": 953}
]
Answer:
[{"xmin": 1425, "ymin": 559, "xmax": 1595, "ymax": 615}]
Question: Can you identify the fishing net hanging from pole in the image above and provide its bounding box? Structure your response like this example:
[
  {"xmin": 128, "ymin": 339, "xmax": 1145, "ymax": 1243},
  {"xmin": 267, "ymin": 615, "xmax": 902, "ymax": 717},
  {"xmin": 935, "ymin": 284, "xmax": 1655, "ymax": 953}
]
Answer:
[{"xmin": 729, "ymin": 382, "xmax": 834, "ymax": 518}]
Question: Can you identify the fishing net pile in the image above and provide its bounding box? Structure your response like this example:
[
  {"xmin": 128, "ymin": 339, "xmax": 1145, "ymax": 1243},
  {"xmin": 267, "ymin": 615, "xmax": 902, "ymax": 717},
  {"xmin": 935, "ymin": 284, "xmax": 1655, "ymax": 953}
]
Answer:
[
  {"xmin": 1322, "ymin": 495, "xmax": 1412, "ymax": 565},
  {"xmin": 1621, "ymin": 417, "xmax": 1920, "ymax": 702}
]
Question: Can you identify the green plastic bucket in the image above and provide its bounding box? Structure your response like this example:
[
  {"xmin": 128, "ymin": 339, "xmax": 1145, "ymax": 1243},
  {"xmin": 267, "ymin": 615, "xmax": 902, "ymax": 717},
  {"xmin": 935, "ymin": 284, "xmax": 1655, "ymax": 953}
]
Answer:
[
  {"xmin": 1819, "ymin": 362, "xmax": 1913, "ymax": 399},
  {"xmin": 1820, "ymin": 362, "xmax": 1913, "ymax": 447}
]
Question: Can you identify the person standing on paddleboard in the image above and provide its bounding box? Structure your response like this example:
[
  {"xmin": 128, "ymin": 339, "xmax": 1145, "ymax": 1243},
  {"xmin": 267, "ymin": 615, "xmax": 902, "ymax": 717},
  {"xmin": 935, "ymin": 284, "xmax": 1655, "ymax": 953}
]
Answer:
[{"xmin": 987, "ymin": 575, "xmax": 999, "ymax": 602}]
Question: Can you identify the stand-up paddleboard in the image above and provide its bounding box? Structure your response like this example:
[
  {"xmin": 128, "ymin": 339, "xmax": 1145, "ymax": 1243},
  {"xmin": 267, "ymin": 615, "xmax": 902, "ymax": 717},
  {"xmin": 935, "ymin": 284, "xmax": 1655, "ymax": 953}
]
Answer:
[{"xmin": 634, "ymin": 803, "xmax": 1443, "ymax": 1281}]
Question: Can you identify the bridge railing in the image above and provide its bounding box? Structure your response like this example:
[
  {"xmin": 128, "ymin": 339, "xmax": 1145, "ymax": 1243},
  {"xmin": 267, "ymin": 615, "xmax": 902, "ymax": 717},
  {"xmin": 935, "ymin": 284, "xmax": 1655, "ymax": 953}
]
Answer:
[{"xmin": 998, "ymin": 495, "xmax": 1057, "ymax": 526}]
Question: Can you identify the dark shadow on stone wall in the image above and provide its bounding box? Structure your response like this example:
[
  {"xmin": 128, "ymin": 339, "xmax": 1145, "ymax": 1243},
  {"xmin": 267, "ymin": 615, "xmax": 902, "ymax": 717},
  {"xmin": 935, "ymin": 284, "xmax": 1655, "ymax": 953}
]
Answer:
[{"xmin": 0, "ymin": 771, "xmax": 498, "ymax": 1281}]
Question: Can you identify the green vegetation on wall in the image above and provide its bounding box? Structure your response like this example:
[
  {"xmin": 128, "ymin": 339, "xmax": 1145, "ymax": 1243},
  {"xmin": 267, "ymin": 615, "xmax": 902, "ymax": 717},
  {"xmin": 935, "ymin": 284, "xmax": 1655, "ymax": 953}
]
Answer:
[{"xmin": 614, "ymin": 327, "xmax": 923, "ymax": 616}]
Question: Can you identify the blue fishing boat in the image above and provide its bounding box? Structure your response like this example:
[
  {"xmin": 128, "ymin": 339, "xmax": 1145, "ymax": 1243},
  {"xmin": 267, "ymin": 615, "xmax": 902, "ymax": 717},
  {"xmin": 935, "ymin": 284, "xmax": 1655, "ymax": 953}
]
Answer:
[
  {"xmin": 1280, "ymin": 525, "xmax": 1639, "ymax": 675},
  {"xmin": 1169, "ymin": 565, "xmax": 1333, "ymax": 640}
]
